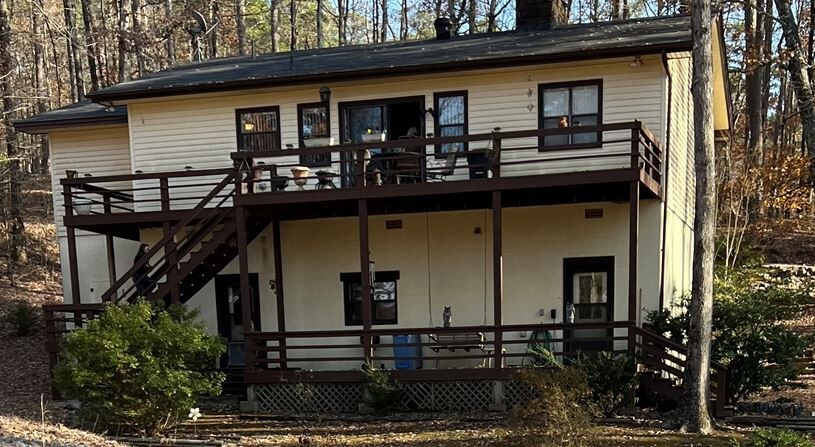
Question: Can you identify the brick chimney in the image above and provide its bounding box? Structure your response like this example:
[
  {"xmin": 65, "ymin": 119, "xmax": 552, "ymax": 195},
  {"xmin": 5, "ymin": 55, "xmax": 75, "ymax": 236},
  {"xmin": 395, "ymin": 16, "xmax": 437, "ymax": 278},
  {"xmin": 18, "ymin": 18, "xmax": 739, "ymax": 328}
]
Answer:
[{"xmin": 516, "ymin": 0, "xmax": 568, "ymax": 30}]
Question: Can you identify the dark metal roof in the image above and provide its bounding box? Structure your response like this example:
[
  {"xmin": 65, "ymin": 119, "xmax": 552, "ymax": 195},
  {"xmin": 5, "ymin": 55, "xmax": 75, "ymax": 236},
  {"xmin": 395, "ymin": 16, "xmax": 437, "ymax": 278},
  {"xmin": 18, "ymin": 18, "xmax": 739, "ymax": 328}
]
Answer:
[
  {"xmin": 86, "ymin": 15, "xmax": 692, "ymax": 102},
  {"xmin": 12, "ymin": 100, "xmax": 128, "ymax": 133}
]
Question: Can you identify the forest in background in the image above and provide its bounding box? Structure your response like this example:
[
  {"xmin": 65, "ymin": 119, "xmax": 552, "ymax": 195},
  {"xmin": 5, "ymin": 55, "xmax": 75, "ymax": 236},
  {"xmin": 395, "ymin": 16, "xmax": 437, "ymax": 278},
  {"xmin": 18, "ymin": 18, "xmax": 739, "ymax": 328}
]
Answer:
[{"xmin": 0, "ymin": 0, "xmax": 813, "ymax": 272}]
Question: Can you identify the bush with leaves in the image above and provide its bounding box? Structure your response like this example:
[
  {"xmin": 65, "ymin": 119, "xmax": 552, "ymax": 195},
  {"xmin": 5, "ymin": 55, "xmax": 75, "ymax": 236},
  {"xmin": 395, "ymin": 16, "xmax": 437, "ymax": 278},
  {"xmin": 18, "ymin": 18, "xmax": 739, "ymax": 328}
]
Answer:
[
  {"xmin": 360, "ymin": 362, "xmax": 399, "ymax": 413},
  {"xmin": 513, "ymin": 366, "xmax": 599, "ymax": 446},
  {"xmin": 731, "ymin": 428, "xmax": 815, "ymax": 447},
  {"xmin": 646, "ymin": 266, "xmax": 811, "ymax": 404},
  {"xmin": 569, "ymin": 351, "xmax": 636, "ymax": 415},
  {"xmin": 53, "ymin": 301, "xmax": 225, "ymax": 435},
  {"xmin": 4, "ymin": 301, "xmax": 39, "ymax": 336}
]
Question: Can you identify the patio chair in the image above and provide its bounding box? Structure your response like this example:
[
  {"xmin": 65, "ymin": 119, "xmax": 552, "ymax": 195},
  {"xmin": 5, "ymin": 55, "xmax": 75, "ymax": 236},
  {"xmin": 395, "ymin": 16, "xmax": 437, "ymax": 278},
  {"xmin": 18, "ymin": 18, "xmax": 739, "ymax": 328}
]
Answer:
[{"xmin": 427, "ymin": 144, "xmax": 460, "ymax": 182}]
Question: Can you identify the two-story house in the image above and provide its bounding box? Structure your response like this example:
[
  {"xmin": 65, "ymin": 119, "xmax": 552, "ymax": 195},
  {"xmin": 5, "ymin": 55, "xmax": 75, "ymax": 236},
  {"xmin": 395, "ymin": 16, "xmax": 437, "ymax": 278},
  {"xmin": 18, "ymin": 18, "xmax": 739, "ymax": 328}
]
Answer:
[{"xmin": 15, "ymin": 0, "xmax": 732, "ymax": 414}]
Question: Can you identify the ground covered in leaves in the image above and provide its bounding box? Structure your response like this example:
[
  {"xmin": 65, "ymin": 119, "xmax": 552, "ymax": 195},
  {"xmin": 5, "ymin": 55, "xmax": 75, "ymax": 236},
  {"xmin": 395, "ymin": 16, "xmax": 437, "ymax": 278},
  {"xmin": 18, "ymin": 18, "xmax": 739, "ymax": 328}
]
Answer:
[
  {"xmin": 165, "ymin": 415, "xmax": 745, "ymax": 446},
  {"xmin": 0, "ymin": 416, "xmax": 121, "ymax": 447}
]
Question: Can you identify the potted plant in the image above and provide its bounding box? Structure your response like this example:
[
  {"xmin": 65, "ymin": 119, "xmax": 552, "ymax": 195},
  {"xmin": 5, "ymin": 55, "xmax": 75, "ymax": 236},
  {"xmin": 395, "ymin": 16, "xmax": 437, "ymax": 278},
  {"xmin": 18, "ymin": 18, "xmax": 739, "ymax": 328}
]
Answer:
[
  {"xmin": 291, "ymin": 166, "xmax": 311, "ymax": 190},
  {"xmin": 302, "ymin": 137, "xmax": 335, "ymax": 147},
  {"xmin": 361, "ymin": 129, "xmax": 386, "ymax": 143},
  {"xmin": 73, "ymin": 199, "xmax": 93, "ymax": 215}
]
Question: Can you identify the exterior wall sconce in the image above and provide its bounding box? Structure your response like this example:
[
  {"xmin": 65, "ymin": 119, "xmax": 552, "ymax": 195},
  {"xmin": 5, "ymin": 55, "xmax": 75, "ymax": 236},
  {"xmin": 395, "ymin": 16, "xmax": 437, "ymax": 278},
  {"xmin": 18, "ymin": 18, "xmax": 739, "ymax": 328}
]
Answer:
[
  {"xmin": 369, "ymin": 258, "xmax": 376, "ymax": 290},
  {"xmin": 425, "ymin": 108, "xmax": 438, "ymax": 120},
  {"xmin": 65, "ymin": 170, "xmax": 78, "ymax": 178},
  {"xmin": 319, "ymin": 86, "xmax": 331, "ymax": 103},
  {"xmin": 629, "ymin": 56, "xmax": 644, "ymax": 68}
]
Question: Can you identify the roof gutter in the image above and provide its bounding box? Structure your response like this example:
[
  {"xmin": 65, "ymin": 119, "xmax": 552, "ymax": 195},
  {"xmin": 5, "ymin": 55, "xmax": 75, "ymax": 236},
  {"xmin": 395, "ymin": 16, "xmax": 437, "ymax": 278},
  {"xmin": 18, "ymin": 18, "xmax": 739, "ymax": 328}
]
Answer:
[
  {"xmin": 85, "ymin": 42, "xmax": 693, "ymax": 103},
  {"xmin": 11, "ymin": 115, "xmax": 129, "ymax": 134}
]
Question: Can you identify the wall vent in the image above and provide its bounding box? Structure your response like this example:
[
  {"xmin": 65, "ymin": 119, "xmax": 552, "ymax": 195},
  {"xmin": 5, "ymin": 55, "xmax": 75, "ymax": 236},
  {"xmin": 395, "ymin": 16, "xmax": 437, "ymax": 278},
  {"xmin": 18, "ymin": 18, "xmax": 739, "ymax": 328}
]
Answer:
[
  {"xmin": 584, "ymin": 208, "xmax": 604, "ymax": 219},
  {"xmin": 385, "ymin": 220, "xmax": 403, "ymax": 230}
]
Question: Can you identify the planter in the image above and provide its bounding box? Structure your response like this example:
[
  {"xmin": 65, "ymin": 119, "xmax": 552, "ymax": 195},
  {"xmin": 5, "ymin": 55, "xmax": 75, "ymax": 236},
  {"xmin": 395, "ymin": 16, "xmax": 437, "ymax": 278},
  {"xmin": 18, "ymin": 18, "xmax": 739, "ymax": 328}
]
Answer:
[
  {"xmin": 270, "ymin": 175, "xmax": 289, "ymax": 191},
  {"xmin": 361, "ymin": 133, "xmax": 385, "ymax": 143},
  {"xmin": 315, "ymin": 170, "xmax": 337, "ymax": 189},
  {"xmin": 302, "ymin": 137, "xmax": 335, "ymax": 147},
  {"xmin": 73, "ymin": 199, "xmax": 93, "ymax": 215},
  {"xmin": 291, "ymin": 166, "xmax": 311, "ymax": 190}
]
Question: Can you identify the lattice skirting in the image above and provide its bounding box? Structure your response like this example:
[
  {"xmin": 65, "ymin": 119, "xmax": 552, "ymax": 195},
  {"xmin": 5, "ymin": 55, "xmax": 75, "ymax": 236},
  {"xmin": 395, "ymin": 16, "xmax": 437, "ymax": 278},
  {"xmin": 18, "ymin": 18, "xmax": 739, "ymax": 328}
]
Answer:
[{"xmin": 254, "ymin": 380, "xmax": 534, "ymax": 413}]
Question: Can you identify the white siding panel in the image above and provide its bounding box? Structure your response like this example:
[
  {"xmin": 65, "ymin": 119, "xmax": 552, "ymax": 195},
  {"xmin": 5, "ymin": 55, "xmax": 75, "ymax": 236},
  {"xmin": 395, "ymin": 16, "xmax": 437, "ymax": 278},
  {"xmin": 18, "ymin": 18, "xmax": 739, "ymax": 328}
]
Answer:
[
  {"xmin": 50, "ymin": 126, "xmax": 133, "ymax": 237},
  {"xmin": 128, "ymin": 58, "xmax": 667, "ymax": 210}
]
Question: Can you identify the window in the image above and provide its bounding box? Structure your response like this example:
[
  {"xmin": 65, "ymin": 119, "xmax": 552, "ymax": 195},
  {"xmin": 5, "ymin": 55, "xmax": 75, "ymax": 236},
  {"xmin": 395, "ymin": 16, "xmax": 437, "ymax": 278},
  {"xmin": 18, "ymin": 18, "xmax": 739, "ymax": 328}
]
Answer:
[
  {"xmin": 341, "ymin": 271, "xmax": 399, "ymax": 326},
  {"xmin": 539, "ymin": 81, "xmax": 602, "ymax": 149},
  {"xmin": 298, "ymin": 102, "xmax": 332, "ymax": 167},
  {"xmin": 434, "ymin": 91, "xmax": 468, "ymax": 155},
  {"xmin": 236, "ymin": 107, "xmax": 281, "ymax": 152}
]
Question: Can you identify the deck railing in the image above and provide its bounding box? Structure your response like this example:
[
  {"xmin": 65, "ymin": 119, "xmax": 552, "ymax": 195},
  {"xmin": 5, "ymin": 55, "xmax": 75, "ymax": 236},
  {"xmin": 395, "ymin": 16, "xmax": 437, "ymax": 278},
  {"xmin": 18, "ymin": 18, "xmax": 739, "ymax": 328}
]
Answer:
[
  {"xmin": 231, "ymin": 121, "xmax": 662, "ymax": 194},
  {"xmin": 60, "ymin": 121, "xmax": 662, "ymax": 219}
]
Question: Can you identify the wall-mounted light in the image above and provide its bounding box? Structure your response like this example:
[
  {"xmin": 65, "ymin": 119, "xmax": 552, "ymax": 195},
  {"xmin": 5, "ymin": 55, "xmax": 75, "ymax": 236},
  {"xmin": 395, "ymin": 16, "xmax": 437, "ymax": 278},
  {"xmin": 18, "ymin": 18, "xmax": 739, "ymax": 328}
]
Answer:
[
  {"xmin": 319, "ymin": 86, "xmax": 331, "ymax": 103},
  {"xmin": 629, "ymin": 56, "xmax": 644, "ymax": 68},
  {"xmin": 425, "ymin": 108, "xmax": 438, "ymax": 120},
  {"xmin": 184, "ymin": 165, "xmax": 193, "ymax": 171},
  {"xmin": 369, "ymin": 258, "xmax": 376, "ymax": 292}
]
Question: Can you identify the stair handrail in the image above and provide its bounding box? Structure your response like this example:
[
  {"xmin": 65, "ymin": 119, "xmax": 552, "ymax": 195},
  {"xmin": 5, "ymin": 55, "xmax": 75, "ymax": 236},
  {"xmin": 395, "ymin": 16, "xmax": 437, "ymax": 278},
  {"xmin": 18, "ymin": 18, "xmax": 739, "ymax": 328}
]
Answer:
[
  {"xmin": 102, "ymin": 171, "xmax": 237, "ymax": 302},
  {"xmin": 633, "ymin": 326, "xmax": 727, "ymax": 371}
]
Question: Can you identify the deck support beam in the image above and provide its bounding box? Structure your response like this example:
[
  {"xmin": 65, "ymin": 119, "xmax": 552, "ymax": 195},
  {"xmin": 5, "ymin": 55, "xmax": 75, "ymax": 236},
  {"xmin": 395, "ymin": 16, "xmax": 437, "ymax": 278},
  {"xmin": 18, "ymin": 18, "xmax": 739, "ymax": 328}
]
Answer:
[
  {"xmin": 63, "ymin": 183, "xmax": 81, "ymax": 304},
  {"xmin": 358, "ymin": 199, "xmax": 373, "ymax": 363},
  {"xmin": 160, "ymin": 178, "xmax": 180, "ymax": 303},
  {"xmin": 272, "ymin": 220, "xmax": 287, "ymax": 369},
  {"xmin": 103, "ymin": 194, "xmax": 117, "ymax": 301},
  {"xmin": 628, "ymin": 180, "xmax": 640, "ymax": 352},
  {"xmin": 492, "ymin": 191, "xmax": 503, "ymax": 368}
]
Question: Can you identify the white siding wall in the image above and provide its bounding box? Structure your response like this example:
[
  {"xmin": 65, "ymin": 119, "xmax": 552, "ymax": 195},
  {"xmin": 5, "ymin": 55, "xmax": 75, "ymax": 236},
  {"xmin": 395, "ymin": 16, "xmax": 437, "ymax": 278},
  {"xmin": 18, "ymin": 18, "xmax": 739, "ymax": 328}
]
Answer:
[
  {"xmin": 662, "ymin": 54, "xmax": 695, "ymax": 305},
  {"xmin": 127, "ymin": 57, "xmax": 667, "ymax": 211},
  {"xmin": 162, "ymin": 202, "xmax": 664, "ymax": 371},
  {"xmin": 49, "ymin": 126, "xmax": 141, "ymax": 303}
]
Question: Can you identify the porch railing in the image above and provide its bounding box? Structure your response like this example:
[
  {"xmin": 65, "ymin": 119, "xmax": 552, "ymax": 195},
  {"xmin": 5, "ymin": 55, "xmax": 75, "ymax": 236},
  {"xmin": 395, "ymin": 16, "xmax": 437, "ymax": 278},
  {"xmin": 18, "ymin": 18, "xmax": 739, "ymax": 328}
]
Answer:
[{"xmin": 231, "ymin": 121, "xmax": 662, "ymax": 193}]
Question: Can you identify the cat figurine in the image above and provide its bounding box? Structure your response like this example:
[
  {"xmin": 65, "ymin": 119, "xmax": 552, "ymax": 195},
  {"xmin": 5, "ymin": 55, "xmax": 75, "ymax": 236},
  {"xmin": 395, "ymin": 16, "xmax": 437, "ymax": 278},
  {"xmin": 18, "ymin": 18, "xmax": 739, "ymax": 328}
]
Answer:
[{"xmin": 442, "ymin": 306, "xmax": 452, "ymax": 328}]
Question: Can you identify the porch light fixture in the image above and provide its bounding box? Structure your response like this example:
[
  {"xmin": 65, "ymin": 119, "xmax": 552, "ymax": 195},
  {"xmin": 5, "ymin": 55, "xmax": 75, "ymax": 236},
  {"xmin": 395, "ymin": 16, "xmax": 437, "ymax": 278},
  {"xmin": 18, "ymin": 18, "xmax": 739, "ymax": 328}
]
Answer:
[
  {"xmin": 369, "ymin": 258, "xmax": 376, "ymax": 291},
  {"xmin": 319, "ymin": 86, "xmax": 331, "ymax": 104},
  {"xmin": 629, "ymin": 56, "xmax": 644, "ymax": 68},
  {"xmin": 425, "ymin": 108, "xmax": 438, "ymax": 120}
]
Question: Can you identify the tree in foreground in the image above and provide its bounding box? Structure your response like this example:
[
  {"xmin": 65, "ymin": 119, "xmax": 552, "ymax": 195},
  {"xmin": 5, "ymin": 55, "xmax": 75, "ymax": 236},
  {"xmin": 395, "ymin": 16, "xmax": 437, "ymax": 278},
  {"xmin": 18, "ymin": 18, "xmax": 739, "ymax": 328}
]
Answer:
[
  {"xmin": 681, "ymin": 0, "xmax": 716, "ymax": 434},
  {"xmin": 54, "ymin": 301, "xmax": 225, "ymax": 435}
]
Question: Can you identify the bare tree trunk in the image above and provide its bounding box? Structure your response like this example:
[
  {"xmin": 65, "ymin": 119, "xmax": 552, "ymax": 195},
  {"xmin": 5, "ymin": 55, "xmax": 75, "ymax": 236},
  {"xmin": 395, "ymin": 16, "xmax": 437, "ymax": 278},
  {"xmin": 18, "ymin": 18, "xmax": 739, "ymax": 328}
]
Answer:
[
  {"xmin": 31, "ymin": 0, "xmax": 49, "ymax": 172},
  {"xmin": 79, "ymin": 0, "xmax": 101, "ymax": 91},
  {"xmin": 63, "ymin": 0, "xmax": 85, "ymax": 100},
  {"xmin": 380, "ymin": 0, "xmax": 388, "ymax": 41},
  {"xmin": 745, "ymin": 0, "xmax": 764, "ymax": 218},
  {"xmin": 400, "ymin": 0, "xmax": 407, "ymax": 39},
  {"xmin": 290, "ymin": 0, "xmax": 296, "ymax": 50},
  {"xmin": 775, "ymin": 0, "xmax": 815, "ymax": 179},
  {"xmin": 467, "ymin": 0, "xmax": 475, "ymax": 33},
  {"xmin": 236, "ymin": 0, "xmax": 246, "ymax": 54},
  {"xmin": 487, "ymin": 0, "xmax": 496, "ymax": 31},
  {"xmin": 681, "ymin": 0, "xmax": 714, "ymax": 434},
  {"xmin": 0, "ymin": 0, "xmax": 26, "ymax": 266},
  {"xmin": 209, "ymin": 0, "xmax": 219, "ymax": 58},
  {"xmin": 270, "ymin": 0, "xmax": 279, "ymax": 51},
  {"xmin": 164, "ymin": 0, "xmax": 175, "ymax": 64},
  {"xmin": 337, "ymin": 0, "xmax": 344, "ymax": 45},
  {"xmin": 316, "ymin": 0, "xmax": 323, "ymax": 47},
  {"xmin": 117, "ymin": 0, "xmax": 130, "ymax": 81}
]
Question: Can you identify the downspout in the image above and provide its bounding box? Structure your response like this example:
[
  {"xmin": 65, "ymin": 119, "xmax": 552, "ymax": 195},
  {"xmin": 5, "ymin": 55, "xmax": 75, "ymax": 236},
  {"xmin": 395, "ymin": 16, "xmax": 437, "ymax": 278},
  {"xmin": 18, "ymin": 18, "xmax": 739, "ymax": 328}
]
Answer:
[{"xmin": 657, "ymin": 51, "xmax": 673, "ymax": 310}]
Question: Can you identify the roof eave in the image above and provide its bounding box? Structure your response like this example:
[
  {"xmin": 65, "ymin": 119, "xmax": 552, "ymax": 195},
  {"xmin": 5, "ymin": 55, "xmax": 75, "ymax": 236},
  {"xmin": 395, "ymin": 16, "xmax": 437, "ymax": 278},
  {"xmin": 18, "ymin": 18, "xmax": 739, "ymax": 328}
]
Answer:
[
  {"xmin": 12, "ymin": 115, "xmax": 129, "ymax": 134},
  {"xmin": 86, "ymin": 42, "xmax": 693, "ymax": 103}
]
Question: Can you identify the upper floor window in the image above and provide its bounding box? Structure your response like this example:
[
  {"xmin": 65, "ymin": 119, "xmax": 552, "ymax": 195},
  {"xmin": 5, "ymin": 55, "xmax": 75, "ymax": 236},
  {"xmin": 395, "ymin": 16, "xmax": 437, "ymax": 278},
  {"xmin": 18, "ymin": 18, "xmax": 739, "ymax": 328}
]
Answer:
[
  {"xmin": 341, "ymin": 271, "xmax": 399, "ymax": 326},
  {"xmin": 298, "ymin": 103, "xmax": 332, "ymax": 167},
  {"xmin": 434, "ymin": 91, "xmax": 468, "ymax": 155},
  {"xmin": 539, "ymin": 81, "xmax": 602, "ymax": 149},
  {"xmin": 237, "ymin": 106, "xmax": 281, "ymax": 152}
]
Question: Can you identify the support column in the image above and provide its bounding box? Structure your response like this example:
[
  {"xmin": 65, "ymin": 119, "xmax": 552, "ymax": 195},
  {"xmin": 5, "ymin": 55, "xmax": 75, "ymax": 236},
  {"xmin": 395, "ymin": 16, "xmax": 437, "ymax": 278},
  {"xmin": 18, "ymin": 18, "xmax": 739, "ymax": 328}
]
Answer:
[
  {"xmin": 63, "ymin": 183, "xmax": 81, "ymax": 304},
  {"xmin": 160, "ymin": 177, "xmax": 180, "ymax": 303},
  {"xmin": 272, "ymin": 220, "xmax": 287, "ymax": 369},
  {"xmin": 628, "ymin": 181, "xmax": 640, "ymax": 352},
  {"xmin": 358, "ymin": 199, "xmax": 373, "ymax": 363},
  {"xmin": 236, "ymin": 205, "xmax": 254, "ymax": 375},
  {"xmin": 492, "ymin": 191, "xmax": 503, "ymax": 368},
  {"xmin": 104, "ymin": 194, "xmax": 117, "ymax": 301}
]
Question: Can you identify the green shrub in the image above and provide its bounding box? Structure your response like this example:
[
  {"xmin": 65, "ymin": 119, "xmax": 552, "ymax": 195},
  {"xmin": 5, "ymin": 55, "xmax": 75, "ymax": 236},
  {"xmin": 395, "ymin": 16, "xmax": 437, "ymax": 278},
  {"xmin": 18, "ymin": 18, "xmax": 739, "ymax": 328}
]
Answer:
[
  {"xmin": 646, "ymin": 266, "xmax": 811, "ymax": 404},
  {"xmin": 4, "ymin": 301, "xmax": 39, "ymax": 336},
  {"xmin": 570, "ymin": 351, "xmax": 637, "ymax": 415},
  {"xmin": 360, "ymin": 363, "xmax": 399, "ymax": 413},
  {"xmin": 53, "ymin": 301, "xmax": 225, "ymax": 435},
  {"xmin": 732, "ymin": 428, "xmax": 814, "ymax": 447},
  {"xmin": 513, "ymin": 367, "xmax": 599, "ymax": 446}
]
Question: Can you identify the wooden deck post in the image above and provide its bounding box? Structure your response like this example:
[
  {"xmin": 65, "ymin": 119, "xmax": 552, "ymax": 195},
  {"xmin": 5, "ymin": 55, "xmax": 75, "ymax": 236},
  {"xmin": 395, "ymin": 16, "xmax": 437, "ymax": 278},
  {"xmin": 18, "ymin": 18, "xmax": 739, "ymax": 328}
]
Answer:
[
  {"xmin": 103, "ymin": 194, "xmax": 117, "ymax": 301},
  {"xmin": 272, "ymin": 220, "xmax": 287, "ymax": 369},
  {"xmin": 236, "ymin": 204, "xmax": 254, "ymax": 374},
  {"xmin": 492, "ymin": 191, "xmax": 503, "ymax": 368},
  {"xmin": 160, "ymin": 177, "xmax": 180, "ymax": 303},
  {"xmin": 628, "ymin": 181, "xmax": 640, "ymax": 353},
  {"xmin": 358, "ymin": 199, "xmax": 373, "ymax": 363},
  {"xmin": 63, "ymin": 183, "xmax": 81, "ymax": 304}
]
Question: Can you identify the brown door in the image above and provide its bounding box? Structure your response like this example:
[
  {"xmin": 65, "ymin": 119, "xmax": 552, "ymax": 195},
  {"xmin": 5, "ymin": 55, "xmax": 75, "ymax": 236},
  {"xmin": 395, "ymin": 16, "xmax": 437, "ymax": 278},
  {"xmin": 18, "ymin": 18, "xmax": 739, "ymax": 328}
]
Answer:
[{"xmin": 563, "ymin": 257, "xmax": 614, "ymax": 354}]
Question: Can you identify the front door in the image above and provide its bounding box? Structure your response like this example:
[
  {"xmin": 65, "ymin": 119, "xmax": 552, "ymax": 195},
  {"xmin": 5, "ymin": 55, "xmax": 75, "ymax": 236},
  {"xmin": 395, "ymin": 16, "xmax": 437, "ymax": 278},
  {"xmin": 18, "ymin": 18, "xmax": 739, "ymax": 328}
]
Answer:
[
  {"xmin": 214, "ymin": 273, "xmax": 261, "ymax": 368},
  {"xmin": 563, "ymin": 257, "xmax": 614, "ymax": 354}
]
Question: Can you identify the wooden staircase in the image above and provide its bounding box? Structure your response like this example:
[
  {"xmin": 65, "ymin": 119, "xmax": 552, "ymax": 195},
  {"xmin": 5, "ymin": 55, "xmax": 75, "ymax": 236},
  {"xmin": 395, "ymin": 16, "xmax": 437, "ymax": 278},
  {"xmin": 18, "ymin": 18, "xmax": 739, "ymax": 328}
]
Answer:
[
  {"xmin": 99, "ymin": 172, "xmax": 268, "ymax": 305},
  {"xmin": 632, "ymin": 326, "xmax": 731, "ymax": 417}
]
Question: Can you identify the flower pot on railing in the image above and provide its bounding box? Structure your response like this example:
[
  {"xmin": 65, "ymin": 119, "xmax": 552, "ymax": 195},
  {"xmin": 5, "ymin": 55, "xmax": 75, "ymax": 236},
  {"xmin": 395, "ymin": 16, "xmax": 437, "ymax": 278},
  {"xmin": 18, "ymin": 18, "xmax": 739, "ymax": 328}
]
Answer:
[
  {"xmin": 73, "ymin": 199, "xmax": 92, "ymax": 215},
  {"xmin": 291, "ymin": 166, "xmax": 310, "ymax": 190},
  {"xmin": 252, "ymin": 162, "xmax": 267, "ymax": 192},
  {"xmin": 303, "ymin": 137, "xmax": 335, "ymax": 147},
  {"xmin": 360, "ymin": 133, "xmax": 385, "ymax": 143},
  {"xmin": 65, "ymin": 170, "xmax": 78, "ymax": 179},
  {"xmin": 270, "ymin": 175, "xmax": 289, "ymax": 191}
]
